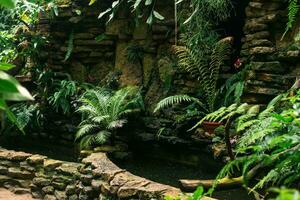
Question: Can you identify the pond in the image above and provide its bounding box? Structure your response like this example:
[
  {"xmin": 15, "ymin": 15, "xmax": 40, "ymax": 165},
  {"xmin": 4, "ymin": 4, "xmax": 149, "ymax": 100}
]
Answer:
[
  {"xmin": 0, "ymin": 135, "xmax": 78, "ymax": 162},
  {"xmin": 0, "ymin": 135, "xmax": 254, "ymax": 200},
  {"xmin": 111, "ymin": 142, "xmax": 254, "ymax": 200}
]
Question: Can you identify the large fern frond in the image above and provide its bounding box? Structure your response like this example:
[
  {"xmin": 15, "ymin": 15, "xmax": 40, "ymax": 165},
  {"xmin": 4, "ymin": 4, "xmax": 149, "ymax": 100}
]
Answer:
[
  {"xmin": 75, "ymin": 124, "xmax": 98, "ymax": 141},
  {"xmin": 154, "ymin": 95, "xmax": 206, "ymax": 113}
]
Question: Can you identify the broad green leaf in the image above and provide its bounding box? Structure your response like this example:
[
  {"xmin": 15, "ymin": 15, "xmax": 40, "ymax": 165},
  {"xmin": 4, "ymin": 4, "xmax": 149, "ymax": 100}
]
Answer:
[
  {"xmin": 0, "ymin": 0, "xmax": 15, "ymax": 8},
  {"xmin": 146, "ymin": 14, "xmax": 153, "ymax": 25},
  {"xmin": 75, "ymin": 9, "xmax": 82, "ymax": 15},
  {"xmin": 95, "ymin": 34, "xmax": 108, "ymax": 42},
  {"xmin": 153, "ymin": 10, "xmax": 164, "ymax": 20},
  {"xmin": 0, "ymin": 63, "xmax": 15, "ymax": 71},
  {"xmin": 0, "ymin": 71, "xmax": 34, "ymax": 101},
  {"xmin": 98, "ymin": 8, "xmax": 111, "ymax": 19},
  {"xmin": 0, "ymin": 71, "xmax": 19, "ymax": 93},
  {"xmin": 184, "ymin": 6, "xmax": 198, "ymax": 24},
  {"xmin": 107, "ymin": 12, "xmax": 114, "ymax": 24},
  {"xmin": 176, "ymin": 0, "xmax": 184, "ymax": 4},
  {"xmin": 89, "ymin": 0, "xmax": 96, "ymax": 6},
  {"xmin": 0, "ymin": 99, "xmax": 24, "ymax": 134},
  {"xmin": 133, "ymin": 0, "xmax": 142, "ymax": 9},
  {"xmin": 112, "ymin": 0, "xmax": 119, "ymax": 8},
  {"xmin": 145, "ymin": 0, "xmax": 152, "ymax": 6}
]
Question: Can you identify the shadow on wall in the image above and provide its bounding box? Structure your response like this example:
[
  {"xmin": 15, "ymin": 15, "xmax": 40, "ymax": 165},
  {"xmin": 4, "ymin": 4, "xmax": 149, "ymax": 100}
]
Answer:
[{"xmin": 219, "ymin": 0, "xmax": 250, "ymax": 60}]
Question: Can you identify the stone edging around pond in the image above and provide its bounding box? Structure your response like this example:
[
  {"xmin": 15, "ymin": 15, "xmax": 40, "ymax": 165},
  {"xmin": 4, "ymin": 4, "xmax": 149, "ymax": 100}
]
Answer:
[{"xmin": 0, "ymin": 147, "xmax": 216, "ymax": 200}]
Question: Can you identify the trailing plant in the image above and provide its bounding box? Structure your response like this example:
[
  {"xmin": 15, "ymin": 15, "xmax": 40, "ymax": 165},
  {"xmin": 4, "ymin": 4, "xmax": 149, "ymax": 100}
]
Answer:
[
  {"xmin": 282, "ymin": 0, "xmax": 300, "ymax": 39},
  {"xmin": 64, "ymin": 30, "xmax": 73, "ymax": 61},
  {"xmin": 75, "ymin": 86, "xmax": 144, "ymax": 149},
  {"xmin": 93, "ymin": 0, "xmax": 164, "ymax": 25}
]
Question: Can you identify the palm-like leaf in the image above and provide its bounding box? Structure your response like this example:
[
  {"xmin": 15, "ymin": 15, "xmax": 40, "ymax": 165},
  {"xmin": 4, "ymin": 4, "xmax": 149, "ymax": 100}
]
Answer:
[
  {"xmin": 76, "ymin": 86, "xmax": 143, "ymax": 149},
  {"xmin": 154, "ymin": 95, "xmax": 207, "ymax": 113}
]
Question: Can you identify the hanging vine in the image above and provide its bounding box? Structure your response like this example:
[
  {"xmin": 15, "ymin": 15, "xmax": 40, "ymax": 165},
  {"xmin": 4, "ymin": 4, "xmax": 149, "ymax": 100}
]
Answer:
[{"xmin": 89, "ymin": 0, "xmax": 164, "ymax": 25}]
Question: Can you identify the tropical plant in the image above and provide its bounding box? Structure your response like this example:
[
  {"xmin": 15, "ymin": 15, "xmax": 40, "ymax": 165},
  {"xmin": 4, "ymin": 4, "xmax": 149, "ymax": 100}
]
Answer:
[
  {"xmin": 215, "ymin": 90, "xmax": 300, "ymax": 193},
  {"xmin": 154, "ymin": 0, "xmax": 235, "ymax": 124},
  {"xmin": 190, "ymin": 103, "xmax": 251, "ymax": 129},
  {"xmin": 175, "ymin": 39, "xmax": 232, "ymax": 113},
  {"xmin": 155, "ymin": 39, "xmax": 232, "ymax": 115},
  {"xmin": 220, "ymin": 67, "xmax": 247, "ymax": 106},
  {"xmin": 75, "ymin": 86, "xmax": 144, "ymax": 149},
  {"xmin": 48, "ymin": 80, "xmax": 77, "ymax": 114},
  {"xmin": 0, "ymin": 0, "xmax": 34, "ymax": 131},
  {"xmin": 0, "ymin": 63, "xmax": 33, "ymax": 132},
  {"xmin": 2, "ymin": 102, "xmax": 44, "ymax": 134}
]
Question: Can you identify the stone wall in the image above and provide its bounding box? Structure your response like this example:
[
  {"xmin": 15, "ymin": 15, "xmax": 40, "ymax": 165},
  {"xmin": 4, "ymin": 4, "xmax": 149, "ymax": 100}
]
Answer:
[
  {"xmin": 0, "ymin": 147, "xmax": 188, "ymax": 200},
  {"xmin": 241, "ymin": 0, "xmax": 297, "ymax": 104},
  {"xmin": 37, "ymin": 0, "xmax": 199, "ymax": 110},
  {"xmin": 37, "ymin": 0, "xmax": 300, "ymax": 106}
]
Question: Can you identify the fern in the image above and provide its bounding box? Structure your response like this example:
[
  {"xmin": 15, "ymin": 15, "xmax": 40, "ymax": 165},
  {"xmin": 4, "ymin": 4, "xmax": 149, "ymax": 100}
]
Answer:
[
  {"xmin": 5, "ymin": 103, "xmax": 44, "ymax": 132},
  {"xmin": 190, "ymin": 103, "xmax": 251, "ymax": 130},
  {"xmin": 76, "ymin": 86, "xmax": 143, "ymax": 149},
  {"xmin": 282, "ymin": 0, "xmax": 300, "ymax": 39},
  {"xmin": 215, "ymin": 90, "xmax": 300, "ymax": 192},
  {"xmin": 154, "ymin": 95, "xmax": 207, "ymax": 113}
]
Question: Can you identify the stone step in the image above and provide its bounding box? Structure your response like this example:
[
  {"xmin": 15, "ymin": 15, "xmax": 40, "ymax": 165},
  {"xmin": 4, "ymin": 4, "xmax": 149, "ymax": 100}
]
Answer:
[{"xmin": 250, "ymin": 61, "xmax": 285, "ymax": 73}]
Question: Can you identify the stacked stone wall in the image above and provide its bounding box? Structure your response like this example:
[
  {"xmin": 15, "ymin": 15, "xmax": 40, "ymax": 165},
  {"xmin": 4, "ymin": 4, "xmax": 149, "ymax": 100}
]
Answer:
[
  {"xmin": 241, "ymin": 0, "xmax": 297, "ymax": 104},
  {"xmin": 0, "ymin": 148, "xmax": 184, "ymax": 200}
]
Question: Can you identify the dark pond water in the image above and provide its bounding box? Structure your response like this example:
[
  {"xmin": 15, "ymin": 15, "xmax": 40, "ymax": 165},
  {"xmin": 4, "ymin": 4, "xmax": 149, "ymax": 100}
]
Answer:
[
  {"xmin": 0, "ymin": 135, "xmax": 78, "ymax": 162},
  {"xmin": 111, "ymin": 142, "xmax": 254, "ymax": 200}
]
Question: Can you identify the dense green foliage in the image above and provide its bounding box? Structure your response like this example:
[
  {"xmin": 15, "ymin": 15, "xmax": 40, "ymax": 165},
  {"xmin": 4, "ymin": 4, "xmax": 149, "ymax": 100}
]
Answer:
[
  {"xmin": 216, "ymin": 90, "xmax": 300, "ymax": 192},
  {"xmin": 0, "ymin": 0, "xmax": 35, "ymax": 132},
  {"xmin": 48, "ymin": 80, "xmax": 77, "ymax": 114},
  {"xmin": 76, "ymin": 87, "xmax": 144, "ymax": 149}
]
